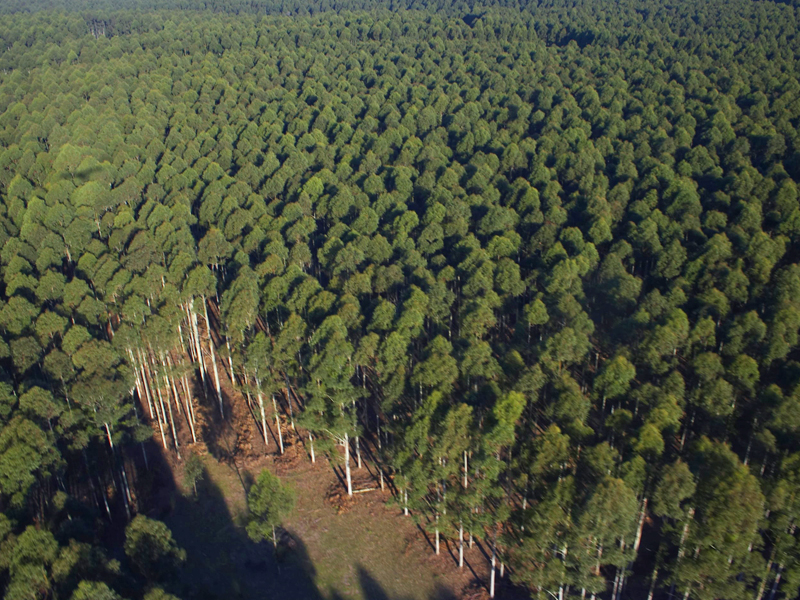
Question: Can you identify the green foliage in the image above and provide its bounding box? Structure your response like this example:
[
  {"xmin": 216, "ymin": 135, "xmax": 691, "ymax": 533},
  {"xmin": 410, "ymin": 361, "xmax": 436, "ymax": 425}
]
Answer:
[
  {"xmin": 0, "ymin": 0, "xmax": 798, "ymax": 597},
  {"xmin": 124, "ymin": 516, "xmax": 186, "ymax": 582},
  {"xmin": 245, "ymin": 470, "xmax": 295, "ymax": 545}
]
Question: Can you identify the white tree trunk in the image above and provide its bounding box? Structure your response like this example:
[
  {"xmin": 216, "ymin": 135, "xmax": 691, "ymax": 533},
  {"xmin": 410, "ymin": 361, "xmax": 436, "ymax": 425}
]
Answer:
[
  {"xmin": 646, "ymin": 567, "xmax": 658, "ymax": 600},
  {"xmin": 136, "ymin": 349, "xmax": 156, "ymax": 420},
  {"xmin": 356, "ymin": 436, "xmax": 362, "ymax": 469},
  {"xmin": 459, "ymin": 521, "xmax": 464, "ymax": 568},
  {"xmin": 464, "ymin": 450, "xmax": 468, "ymax": 488},
  {"xmin": 344, "ymin": 432, "xmax": 353, "ymax": 496},
  {"xmin": 490, "ymin": 533, "xmax": 496, "ymax": 598},
  {"xmin": 634, "ymin": 497, "xmax": 648, "ymax": 553},
  {"xmin": 435, "ymin": 515, "xmax": 440, "ymax": 555},
  {"xmin": 203, "ymin": 296, "xmax": 224, "ymax": 418},
  {"xmin": 225, "ymin": 335, "xmax": 236, "ymax": 388},
  {"xmin": 149, "ymin": 373, "xmax": 168, "ymax": 450},
  {"xmin": 256, "ymin": 383, "xmax": 269, "ymax": 449},
  {"xmin": 189, "ymin": 300, "xmax": 206, "ymax": 387},
  {"xmin": 163, "ymin": 382, "xmax": 180, "ymax": 459},
  {"xmin": 181, "ymin": 373, "xmax": 197, "ymax": 442},
  {"xmin": 272, "ymin": 394, "xmax": 284, "ymax": 454},
  {"xmin": 309, "ymin": 432, "xmax": 316, "ymax": 463}
]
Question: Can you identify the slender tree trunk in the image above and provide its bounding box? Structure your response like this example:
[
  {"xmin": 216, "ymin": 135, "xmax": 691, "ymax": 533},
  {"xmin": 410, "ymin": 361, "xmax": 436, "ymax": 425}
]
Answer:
[
  {"xmin": 189, "ymin": 300, "xmax": 206, "ymax": 388},
  {"xmin": 181, "ymin": 373, "xmax": 197, "ymax": 442},
  {"xmin": 149, "ymin": 371, "xmax": 168, "ymax": 449},
  {"xmin": 225, "ymin": 336, "xmax": 236, "ymax": 388},
  {"xmin": 130, "ymin": 349, "xmax": 153, "ymax": 418},
  {"xmin": 768, "ymin": 564, "xmax": 783, "ymax": 600},
  {"xmin": 633, "ymin": 498, "xmax": 648, "ymax": 554},
  {"xmin": 404, "ymin": 488, "xmax": 409, "ymax": 516},
  {"xmin": 272, "ymin": 524, "xmax": 277, "ymax": 548},
  {"xmin": 137, "ymin": 349, "xmax": 155, "ymax": 419},
  {"xmin": 459, "ymin": 520, "xmax": 464, "ymax": 568},
  {"xmin": 272, "ymin": 394, "xmax": 284, "ymax": 454},
  {"xmin": 464, "ymin": 450, "xmax": 468, "ymax": 488},
  {"xmin": 646, "ymin": 567, "xmax": 658, "ymax": 600},
  {"xmin": 435, "ymin": 515, "xmax": 440, "ymax": 555},
  {"xmin": 490, "ymin": 530, "xmax": 496, "ymax": 599},
  {"xmin": 203, "ymin": 296, "xmax": 223, "ymax": 418},
  {"xmin": 756, "ymin": 551, "xmax": 776, "ymax": 600},
  {"xmin": 309, "ymin": 432, "xmax": 316, "ymax": 463},
  {"xmin": 285, "ymin": 383, "xmax": 296, "ymax": 430},
  {"xmin": 165, "ymin": 386, "xmax": 181, "ymax": 459},
  {"xmin": 356, "ymin": 435, "xmax": 362, "ymax": 469},
  {"xmin": 344, "ymin": 432, "xmax": 353, "ymax": 496},
  {"xmin": 157, "ymin": 379, "xmax": 180, "ymax": 458},
  {"xmin": 678, "ymin": 508, "xmax": 694, "ymax": 559},
  {"xmin": 183, "ymin": 305, "xmax": 196, "ymax": 363},
  {"xmin": 255, "ymin": 379, "xmax": 269, "ymax": 449}
]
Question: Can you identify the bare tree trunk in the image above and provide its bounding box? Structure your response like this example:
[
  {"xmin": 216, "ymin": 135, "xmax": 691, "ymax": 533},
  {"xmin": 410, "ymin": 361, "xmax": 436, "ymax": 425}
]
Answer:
[
  {"xmin": 309, "ymin": 432, "xmax": 316, "ymax": 463},
  {"xmin": 464, "ymin": 450, "xmax": 468, "ymax": 488},
  {"xmin": 768, "ymin": 564, "xmax": 783, "ymax": 600},
  {"xmin": 755, "ymin": 551, "xmax": 775, "ymax": 600},
  {"xmin": 183, "ymin": 306, "xmax": 196, "ymax": 363},
  {"xmin": 136, "ymin": 348, "xmax": 155, "ymax": 419},
  {"xmin": 356, "ymin": 436, "xmax": 362, "ymax": 469},
  {"xmin": 181, "ymin": 373, "xmax": 197, "ymax": 442},
  {"xmin": 272, "ymin": 394, "xmax": 284, "ymax": 454},
  {"xmin": 678, "ymin": 508, "xmax": 695, "ymax": 559},
  {"xmin": 225, "ymin": 336, "xmax": 236, "ymax": 388},
  {"xmin": 156, "ymin": 376, "xmax": 180, "ymax": 458},
  {"xmin": 176, "ymin": 373, "xmax": 196, "ymax": 443},
  {"xmin": 344, "ymin": 432, "xmax": 353, "ymax": 496},
  {"xmin": 634, "ymin": 498, "xmax": 647, "ymax": 553},
  {"xmin": 256, "ymin": 381, "xmax": 269, "ymax": 450},
  {"xmin": 646, "ymin": 567, "xmax": 658, "ymax": 600},
  {"xmin": 189, "ymin": 300, "xmax": 206, "ymax": 388},
  {"xmin": 459, "ymin": 520, "xmax": 464, "ymax": 568},
  {"xmin": 165, "ymin": 385, "xmax": 181, "ymax": 460},
  {"xmin": 490, "ymin": 530, "xmax": 497, "ymax": 598},
  {"xmin": 203, "ymin": 296, "xmax": 224, "ymax": 418},
  {"xmin": 435, "ymin": 515, "xmax": 440, "ymax": 555},
  {"xmin": 149, "ymin": 371, "xmax": 168, "ymax": 449}
]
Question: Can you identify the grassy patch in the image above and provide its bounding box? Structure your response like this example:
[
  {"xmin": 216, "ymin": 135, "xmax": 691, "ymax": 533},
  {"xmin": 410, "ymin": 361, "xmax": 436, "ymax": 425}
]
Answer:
[{"xmin": 163, "ymin": 448, "xmax": 486, "ymax": 600}]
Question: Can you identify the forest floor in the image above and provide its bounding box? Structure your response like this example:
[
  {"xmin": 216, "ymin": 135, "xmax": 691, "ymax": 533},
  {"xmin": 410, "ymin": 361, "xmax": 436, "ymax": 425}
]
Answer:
[{"xmin": 143, "ymin": 371, "xmax": 515, "ymax": 600}]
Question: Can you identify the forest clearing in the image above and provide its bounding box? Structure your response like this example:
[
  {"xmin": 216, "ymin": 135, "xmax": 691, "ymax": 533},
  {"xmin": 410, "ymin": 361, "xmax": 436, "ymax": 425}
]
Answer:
[{"xmin": 152, "ymin": 373, "xmax": 492, "ymax": 600}]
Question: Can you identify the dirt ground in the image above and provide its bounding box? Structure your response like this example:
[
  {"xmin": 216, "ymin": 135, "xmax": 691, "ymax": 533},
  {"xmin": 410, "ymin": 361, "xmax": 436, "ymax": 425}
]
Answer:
[{"xmin": 142, "ymin": 369, "xmax": 516, "ymax": 600}]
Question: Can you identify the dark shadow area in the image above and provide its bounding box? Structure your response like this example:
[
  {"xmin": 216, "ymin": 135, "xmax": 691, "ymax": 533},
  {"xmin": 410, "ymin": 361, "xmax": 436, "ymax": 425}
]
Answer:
[
  {"xmin": 134, "ymin": 428, "xmax": 326, "ymax": 600},
  {"xmin": 357, "ymin": 566, "xmax": 458, "ymax": 600},
  {"xmin": 129, "ymin": 436, "xmax": 484, "ymax": 600},
  {"xmin": 126, "ymin": 379, "xmax": 472, "ymax": 600}
]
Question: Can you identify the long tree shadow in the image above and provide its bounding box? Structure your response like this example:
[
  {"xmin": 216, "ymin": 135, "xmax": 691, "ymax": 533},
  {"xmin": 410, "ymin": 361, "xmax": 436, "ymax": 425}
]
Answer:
[
  {"xmin": 357, "ymin": 566, "xmax": 458, "ymax": 600},
  {"xmin": 135, "ymin": 433, "xmax": 324, "ymax": 600}
]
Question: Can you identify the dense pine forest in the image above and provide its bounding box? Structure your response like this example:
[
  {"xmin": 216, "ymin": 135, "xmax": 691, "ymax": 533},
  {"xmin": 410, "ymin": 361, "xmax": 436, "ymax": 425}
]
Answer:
[{"xmin": 1, "ymin": 0, "xmax": 800, "ymax": 598}]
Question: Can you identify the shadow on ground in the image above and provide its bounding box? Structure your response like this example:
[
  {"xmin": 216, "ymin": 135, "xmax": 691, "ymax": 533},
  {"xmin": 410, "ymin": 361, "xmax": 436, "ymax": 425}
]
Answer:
[{"xmin": 135, "ymin": 415, "xmax": 463, "ymax": 600}]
